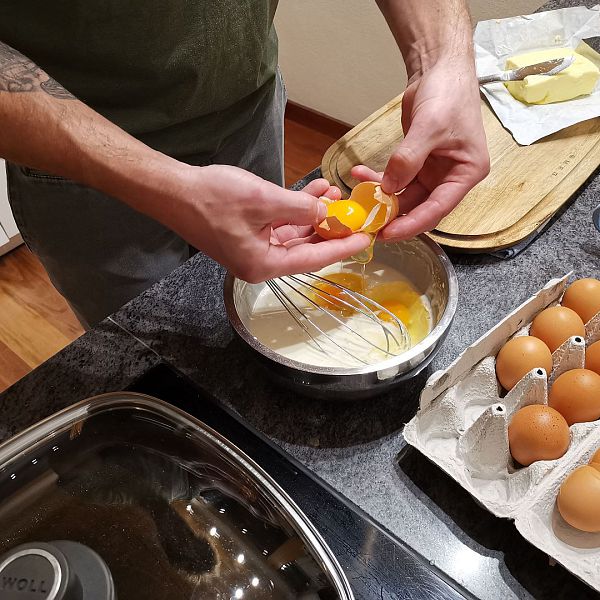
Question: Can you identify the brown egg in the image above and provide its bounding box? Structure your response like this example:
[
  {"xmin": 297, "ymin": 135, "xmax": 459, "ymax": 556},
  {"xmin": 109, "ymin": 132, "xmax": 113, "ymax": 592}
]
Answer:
[
  {"xmin": 557, "ymin": 465, "xmax": 600, "ymax": 532},
  {"xmin": 508, "ymin": 404, "xmax": 570, "ymax": 466},
  {"xmin": 586, "ymin": 341, "xmax": 600, "ymax": 377},
  {"xmin": 549, "ymin": 369, "xmax": 600, "ymax": 425},
  {"xmin": 590, "ymin": 448, "xmax": 600, "ymax": 468},
  {"xmin": 562, "ymin": 278, "xmax": 600, "ymax": 324},
  {"xmin": 495, "ymin": 336, "xmax": 552, "ymax": 390},
  {"xmin": 530, "ymin": 306, "xmax": 585, "ymax": 353}
]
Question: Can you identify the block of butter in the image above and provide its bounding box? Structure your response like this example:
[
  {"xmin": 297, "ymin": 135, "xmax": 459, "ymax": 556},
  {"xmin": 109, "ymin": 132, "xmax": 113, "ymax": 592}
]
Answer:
[{"xmin": 505, "ymin": 47, "xmax": 600, "ymax": 105}]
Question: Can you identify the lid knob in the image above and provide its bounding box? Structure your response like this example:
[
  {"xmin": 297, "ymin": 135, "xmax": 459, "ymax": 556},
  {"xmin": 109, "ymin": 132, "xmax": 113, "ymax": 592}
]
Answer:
[{"xmin": 0, "ymin": 541, "xmax": 115, "ymax": 600}]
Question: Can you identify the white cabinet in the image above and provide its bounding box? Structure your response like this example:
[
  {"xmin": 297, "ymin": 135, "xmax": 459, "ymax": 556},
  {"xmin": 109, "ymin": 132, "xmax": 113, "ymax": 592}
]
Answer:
[{"xmin": 0, "ymin": 159, "xmax": 23, "ymax": 256}]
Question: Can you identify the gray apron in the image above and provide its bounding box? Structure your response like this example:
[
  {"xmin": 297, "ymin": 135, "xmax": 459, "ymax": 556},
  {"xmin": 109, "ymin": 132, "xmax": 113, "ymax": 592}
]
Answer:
[{"xmin": 7, "ymin": 72, "xmax": 286, "ymax": 328}]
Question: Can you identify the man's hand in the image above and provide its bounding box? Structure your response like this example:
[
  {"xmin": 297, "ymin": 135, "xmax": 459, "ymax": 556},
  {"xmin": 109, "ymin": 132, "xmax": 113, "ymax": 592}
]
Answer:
[
  {"xmin": 359, "ymin": 0, "xmax": 490, "ymax": 240},
  {"xmin": 352, "ymin": 57, "xmax": 489, "ymax": 240},
  {"xmin": 167, "ymin": 166, "xmax": 370, "ymax": 283}
]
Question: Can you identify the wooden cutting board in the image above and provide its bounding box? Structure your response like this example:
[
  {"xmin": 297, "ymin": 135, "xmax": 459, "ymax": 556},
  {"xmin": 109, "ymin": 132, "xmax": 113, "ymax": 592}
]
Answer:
[{"xmin": 322, "ymin": 93, "xmax": 600, "ymax": 251}]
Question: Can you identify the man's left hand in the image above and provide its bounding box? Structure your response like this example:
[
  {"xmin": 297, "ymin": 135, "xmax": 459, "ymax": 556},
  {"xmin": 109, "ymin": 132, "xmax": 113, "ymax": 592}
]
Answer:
[{"xmin": 352, "ymin": 56, "xmax": 489, "ymax": 240}]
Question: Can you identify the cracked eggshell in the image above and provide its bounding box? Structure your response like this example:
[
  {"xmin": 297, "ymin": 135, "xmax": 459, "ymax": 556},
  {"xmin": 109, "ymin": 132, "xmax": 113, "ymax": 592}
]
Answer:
[
  {"xmin": 314, "ymin": 181, "xmax": 399, "ymax": 240},
  {"xmin": 313, "ymin": 211, "xmax": 354, "ymax": 240}
]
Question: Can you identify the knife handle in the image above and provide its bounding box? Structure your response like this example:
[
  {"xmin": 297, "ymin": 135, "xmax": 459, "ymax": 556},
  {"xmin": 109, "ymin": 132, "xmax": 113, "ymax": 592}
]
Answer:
[{"xmin": 478, "ymin": 73, "xmax": 503, "ymax": 85}]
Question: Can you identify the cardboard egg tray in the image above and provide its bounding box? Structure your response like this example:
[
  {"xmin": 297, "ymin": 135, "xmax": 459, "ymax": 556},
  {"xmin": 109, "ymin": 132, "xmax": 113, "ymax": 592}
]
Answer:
[{"xmin": 404, "ymin": 274, "xmax": 600, "ymax": 592}]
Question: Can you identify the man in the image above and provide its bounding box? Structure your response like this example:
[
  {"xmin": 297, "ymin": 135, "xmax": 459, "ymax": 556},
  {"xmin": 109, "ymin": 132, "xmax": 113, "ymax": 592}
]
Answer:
[{"xmin": 0, "ymin": 1, "xmax": 488, "ymax": 328}]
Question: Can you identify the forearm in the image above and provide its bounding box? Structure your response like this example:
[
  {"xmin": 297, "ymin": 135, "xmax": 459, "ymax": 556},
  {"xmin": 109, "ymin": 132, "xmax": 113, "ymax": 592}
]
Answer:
[
  {"xmin": 0, "ymin": 40, "xmax": 186, "ymax": 224},
  {"xmin": 375, "ymin": 0, "xmax": 473, "ymax": 78}
]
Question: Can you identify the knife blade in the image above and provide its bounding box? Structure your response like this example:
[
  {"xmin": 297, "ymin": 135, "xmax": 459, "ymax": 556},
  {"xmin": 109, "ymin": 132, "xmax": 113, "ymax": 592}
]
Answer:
[{"xmin": 478, "ymin": 55, "xmax": 575, "ymax": 86}]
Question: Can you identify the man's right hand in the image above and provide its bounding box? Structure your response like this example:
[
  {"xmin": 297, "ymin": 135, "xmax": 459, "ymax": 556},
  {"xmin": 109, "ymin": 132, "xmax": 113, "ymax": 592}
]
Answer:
[{"xmin": 156, "ymin": 164, "xmax": 371, "ymax": 283}]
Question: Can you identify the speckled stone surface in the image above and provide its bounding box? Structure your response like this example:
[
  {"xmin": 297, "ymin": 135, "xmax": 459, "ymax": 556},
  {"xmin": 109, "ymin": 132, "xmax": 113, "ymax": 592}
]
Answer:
[
  {"xmin": 106, "ymin": 170, "xmax": 600, "ymax": 600},
  {"xmin": 0, "ymin": 318, "xmax": 160, "ymax": 441},
  {"xmin": 1, "ymin": 2, "xmax": 599, "ymax": 599}
]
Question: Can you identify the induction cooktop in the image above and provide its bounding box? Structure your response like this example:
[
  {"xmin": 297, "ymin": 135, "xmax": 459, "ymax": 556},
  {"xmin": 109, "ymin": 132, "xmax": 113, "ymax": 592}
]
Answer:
[{"xmin": 128, "ymin": 364, "xmax": 473, "ymax": 600}]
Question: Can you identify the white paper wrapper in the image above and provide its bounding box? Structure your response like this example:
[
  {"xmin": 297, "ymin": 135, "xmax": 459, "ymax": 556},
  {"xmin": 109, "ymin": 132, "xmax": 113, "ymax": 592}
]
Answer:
[
  {"xmin": 475, "ymin": 5, "xmax": 600, "ymax": 145},
  {"xmin": 404, "ymin": 275, "xmax": 600, "ymax": 592}
]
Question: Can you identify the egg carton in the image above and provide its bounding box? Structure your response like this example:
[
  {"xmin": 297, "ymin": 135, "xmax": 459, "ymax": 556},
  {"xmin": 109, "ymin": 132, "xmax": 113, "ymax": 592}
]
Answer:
[{"xmin": 404, "ymin": 274, "xmax": 600, "ymax": 592}]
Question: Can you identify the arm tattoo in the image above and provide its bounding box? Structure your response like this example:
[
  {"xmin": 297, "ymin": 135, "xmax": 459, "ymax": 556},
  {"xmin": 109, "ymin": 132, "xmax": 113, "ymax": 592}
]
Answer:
[
  {"xmin": 0, "ymin": 41, "xmax": 75, "ymax": 99},
  {"xmin": 40, "ymin": 78, "xmax": 76, "ymax": 100}
]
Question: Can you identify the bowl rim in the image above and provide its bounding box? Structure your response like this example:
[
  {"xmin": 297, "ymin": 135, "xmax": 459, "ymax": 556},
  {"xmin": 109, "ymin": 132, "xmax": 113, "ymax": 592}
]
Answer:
[{"xmin": 223, "ymin": 235, "xmax": 458, "ymax": 376}]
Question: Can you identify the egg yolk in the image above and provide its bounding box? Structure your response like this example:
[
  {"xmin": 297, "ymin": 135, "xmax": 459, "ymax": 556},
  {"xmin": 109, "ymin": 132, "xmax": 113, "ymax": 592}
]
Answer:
[
  {"xmin": 311, "ymin": 272, "xmax": 365, "ymax": 315},
  {"xmin": 311, "ymin": 274, "xmax": 430, "ymax": 345},
  {"xmin": 344, "ymin": 183, "xmax": 391, "ymax": 233},
  {"xmin": 368, "ymin": 281, "xmax": 431, "ymax": 345},
  {"xmin": 326, "ymin": 200, "xmax": 369, "ymax": 232},
  {"xmin": 375, "ymin": 301, "xmax": 411, "ymax": 325}
]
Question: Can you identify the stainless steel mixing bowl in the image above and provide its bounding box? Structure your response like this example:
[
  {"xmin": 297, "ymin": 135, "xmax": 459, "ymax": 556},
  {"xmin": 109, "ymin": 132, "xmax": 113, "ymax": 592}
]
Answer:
[{"xmin": 224, "ymin": 236, "xmax": 458, "ymax": 399}]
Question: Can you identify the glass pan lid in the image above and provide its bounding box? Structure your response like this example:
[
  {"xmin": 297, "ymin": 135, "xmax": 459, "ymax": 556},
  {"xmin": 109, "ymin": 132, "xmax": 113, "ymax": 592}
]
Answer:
[{"xmin": 0, "ymin": 393, "xmax": 353, "ymax": 600}]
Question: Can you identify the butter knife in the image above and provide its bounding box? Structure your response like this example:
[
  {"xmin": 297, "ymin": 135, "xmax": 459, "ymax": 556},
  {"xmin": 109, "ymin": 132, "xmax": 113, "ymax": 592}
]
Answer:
[{"xmin": 478, "ymin": 55, "xmax": 574, "ymax": 86}]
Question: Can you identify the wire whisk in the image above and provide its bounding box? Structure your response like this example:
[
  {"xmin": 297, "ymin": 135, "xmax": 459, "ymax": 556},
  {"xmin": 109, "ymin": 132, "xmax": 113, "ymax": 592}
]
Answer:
[{"xmin": 266, "ymin": 273, "xmax": 411, "ymax": 365}]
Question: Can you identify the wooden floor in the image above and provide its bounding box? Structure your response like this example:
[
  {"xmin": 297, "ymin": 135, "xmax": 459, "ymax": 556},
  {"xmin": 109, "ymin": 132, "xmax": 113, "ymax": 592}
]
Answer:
[
  {"xmin": 0, "ymin": 111, "xmax": 348, "ymax": 392},
  {"xmin": 284, "ymin": 119, "xmax": 342, "ymax": 186},
  {"xmin": 0, "ymin": 246, "xmax": 84, "ymax": 391}
]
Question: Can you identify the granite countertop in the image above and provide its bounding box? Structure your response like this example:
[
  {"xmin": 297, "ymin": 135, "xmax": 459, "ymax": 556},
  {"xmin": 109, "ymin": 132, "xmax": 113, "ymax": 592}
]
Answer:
[{"xmin": 2, "ymin": 2, "xmax": 599, "ymax": 599}]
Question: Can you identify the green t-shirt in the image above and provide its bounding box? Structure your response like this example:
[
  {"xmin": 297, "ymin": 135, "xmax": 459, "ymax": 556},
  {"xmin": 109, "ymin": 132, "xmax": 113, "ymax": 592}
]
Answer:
[{"xmin": 0, "ymin": 1, "xmax": 279, "ymax": 159}]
